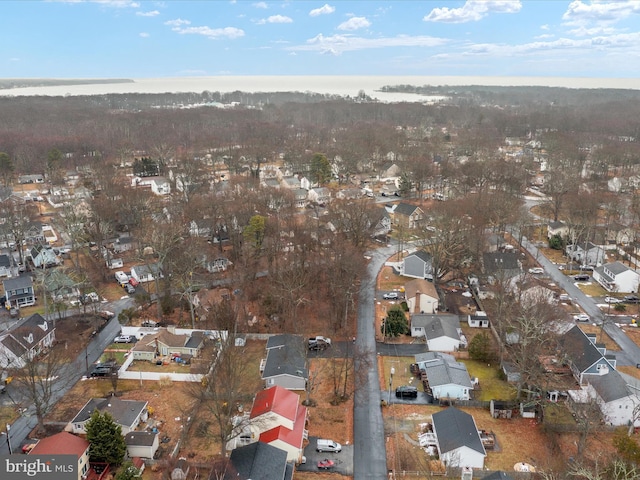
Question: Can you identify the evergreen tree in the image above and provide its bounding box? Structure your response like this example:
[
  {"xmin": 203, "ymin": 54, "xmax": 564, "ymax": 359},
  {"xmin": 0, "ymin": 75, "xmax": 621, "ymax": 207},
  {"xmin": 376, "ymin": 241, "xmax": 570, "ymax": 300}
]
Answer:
[
  {"xmin": 382, "ymin": 306, "xmax": 409, "ymax": 337},
  {"xmin": 85, "ymin": 410, "xmax": 126, "ymax": 466},
  {"xmin": 468, "ymin": 332, "xmax": 493, "ymax": 363},
  {"xmin": 310, "ymin": 153, "xmax": 332, "ymax": 186}
]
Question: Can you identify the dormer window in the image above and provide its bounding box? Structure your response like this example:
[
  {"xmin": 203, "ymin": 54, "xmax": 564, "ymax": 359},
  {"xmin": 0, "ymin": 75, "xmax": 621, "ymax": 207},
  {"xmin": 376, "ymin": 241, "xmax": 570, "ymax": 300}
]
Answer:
[{"xmin": 24, "ymin": 333, "xmax": 34, "ymax": 344}]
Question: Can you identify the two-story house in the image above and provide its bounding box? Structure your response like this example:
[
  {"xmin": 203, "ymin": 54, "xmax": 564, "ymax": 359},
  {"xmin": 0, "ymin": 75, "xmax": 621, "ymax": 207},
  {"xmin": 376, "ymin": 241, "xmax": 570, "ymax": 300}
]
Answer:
[
  {"xmin": 392, "ymin": 203, "xmax": 424, "ymax": 230},
  {"xmin": 593, "ymin": 261, "xmax": 640, "ymax": 293},
  {"xmin": 3, "ymin": 274, "xmax": 36, "ymax": 309},
  {"xmin": 401, "ymin": 250, "xmax": 434, "ymax": 280},
  {"xmin": 0, "ymin": 313, "xmax": 56, "ymax": 368}
]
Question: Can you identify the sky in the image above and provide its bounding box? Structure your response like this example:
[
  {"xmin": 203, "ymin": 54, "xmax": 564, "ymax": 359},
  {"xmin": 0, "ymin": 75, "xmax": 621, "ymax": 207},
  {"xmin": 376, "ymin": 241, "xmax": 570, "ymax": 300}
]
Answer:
[{"xmin": 3, "ymin": 0, "xmax": 640, "ymax": 79}]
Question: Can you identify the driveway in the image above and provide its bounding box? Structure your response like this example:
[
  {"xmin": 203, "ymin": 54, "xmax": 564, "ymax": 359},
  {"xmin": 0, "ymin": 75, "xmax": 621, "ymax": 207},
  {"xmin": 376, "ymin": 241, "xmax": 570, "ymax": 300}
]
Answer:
[{"xmin": 297, "ymin": 437, "xmax": 354, "ymax": 476}]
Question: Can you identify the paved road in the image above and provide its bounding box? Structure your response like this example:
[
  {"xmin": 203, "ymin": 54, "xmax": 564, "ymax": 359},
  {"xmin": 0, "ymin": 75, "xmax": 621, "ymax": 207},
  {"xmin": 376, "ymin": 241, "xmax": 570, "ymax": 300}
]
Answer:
[
  {"xmin": 522, "ymin": 236, "xmax": 640, "ymax": 367},
  {"xmin": 0, "ymin": 298, "xmax": 131, "ymax": 454},
  {"xmin": 353, "ymin": 245, "xmax": 395, "ymax": 480}
]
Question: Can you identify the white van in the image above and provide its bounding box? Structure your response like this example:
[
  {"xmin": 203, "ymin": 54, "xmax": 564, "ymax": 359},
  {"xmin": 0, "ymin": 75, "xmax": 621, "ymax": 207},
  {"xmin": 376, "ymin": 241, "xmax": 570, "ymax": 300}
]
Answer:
[{"xmin": 316, "ymin": 439, "xmax": 342, "ymax": 453}]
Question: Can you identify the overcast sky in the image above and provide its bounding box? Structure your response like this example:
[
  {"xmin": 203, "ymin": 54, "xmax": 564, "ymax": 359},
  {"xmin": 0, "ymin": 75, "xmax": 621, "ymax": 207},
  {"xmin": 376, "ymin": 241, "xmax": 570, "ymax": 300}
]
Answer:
[{"xmin": 3, "ymin": 0, "xmax": 640, "ymax": 78}]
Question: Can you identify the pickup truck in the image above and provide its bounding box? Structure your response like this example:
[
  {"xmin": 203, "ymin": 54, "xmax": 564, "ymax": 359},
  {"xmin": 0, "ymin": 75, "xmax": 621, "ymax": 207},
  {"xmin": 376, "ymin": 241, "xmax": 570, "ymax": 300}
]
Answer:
[{"xmin": 308, "ymin": 336, "xmax": 332, "ymax": 350}]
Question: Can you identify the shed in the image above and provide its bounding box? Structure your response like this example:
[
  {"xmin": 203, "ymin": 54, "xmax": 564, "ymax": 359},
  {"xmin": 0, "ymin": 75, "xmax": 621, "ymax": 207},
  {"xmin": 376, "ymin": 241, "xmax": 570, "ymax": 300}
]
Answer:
[
  {"xmin": 490, "ymin": 400, "xmax": 515, "ymax": 419},
  {"xmin": 171, "ymin": 458, "xmax": 189, "ymax": 480}
]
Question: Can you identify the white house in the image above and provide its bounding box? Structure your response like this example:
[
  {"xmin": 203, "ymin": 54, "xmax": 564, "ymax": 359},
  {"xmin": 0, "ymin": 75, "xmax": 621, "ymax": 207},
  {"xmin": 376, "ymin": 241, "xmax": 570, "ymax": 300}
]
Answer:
[
  {"xmin": 0, "ymin": 314, "xmax": 56, "ymax": 369},
  {"xmin": 131, "ymin": 263, "xmax": 163, "ymax": 283},
  {"xmin": 151, "ymin": 177, "xmax": 171, "ymax": 195},
  {"xmin": 467, "ymin": 311, "xmax": 489, "ymax": 328},
  {"xmin": 307, "ymin": 187, "xmax": 331, "ymax": 205},
  {"xmin": 593, "ymin": 261, "xmax": 640, "ymax": 293},
  {"xmin": 422, "ymin": 357, "xmax": 473, "ymax": 401},
  {"xmin": 566, "ymin": 242, "xmax": 605, "ymax": 266},
  {"xmin": 432, "ymin": 407, "xmax": 486, "ymax": 469},
  {"xmin": 404, "ymin": 278, "xmax": 438, "ymax": 314},
  {"xmin": 586, "ymin": 371, "xmax": 640, "ymax": 427},
  {"xmin": 547, "ymin": 221, "xmax": 570, "ymax": 240},
  {"xmin": 410, "ymin": 314, "xmax": 463, "ymax": 352},
  {"xmin": 67, "ymin": 397, "xmax": 149, "ymax": 435}
]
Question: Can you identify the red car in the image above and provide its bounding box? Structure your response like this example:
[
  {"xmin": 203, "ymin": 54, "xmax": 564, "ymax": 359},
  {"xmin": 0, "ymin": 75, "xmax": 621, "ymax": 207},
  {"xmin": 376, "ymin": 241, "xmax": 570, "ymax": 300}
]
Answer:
[
  {"xmin": 129, "ymin": 277, "xmax": 139, "ymax": 287},
  {"xmin": 317, "ymin": 459, "xmax": 335, "ymax": 470}
]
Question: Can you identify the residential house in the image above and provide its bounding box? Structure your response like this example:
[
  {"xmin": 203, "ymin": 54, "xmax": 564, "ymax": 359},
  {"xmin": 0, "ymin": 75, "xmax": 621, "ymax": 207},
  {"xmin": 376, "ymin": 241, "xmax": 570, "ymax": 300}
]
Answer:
[
  {"xmin": 0, "ymin": 254, "xmax": 16, "ymax": 278},
  {"xmin": 283, "ymin": 176, "xmax": 310, "ymax": 190},
  {"xmin": 410, "ymin": 314, "xmax": 464, "ymax": 352},
  {"xmin": 0, "ymin": 313, "xmax": 56, "ymax": 369},
  {"xmin": 204, "ymin": 257, "xmax": 229, "ymax": 273},
  {"xmin": 3, "ymin": 274, "xmax": 36, "ymax": 309},
  {"xmin": 401, "ymin": 250, "xmax": 434, "ymax": 280},
  {"xmin": 404, "ymin": 278, "xmax": 438, "ymax": 314},
  {"xmin": 248, "ymin": 386, "xmax": 308, "ymax": 463},
  {"xmin": 585, "ymin": 370, "xmax": 640, "ymax": 427},
  {"xmin": 131, "ymin": 264, "xmax": 162, "ymax": 283},
  {"xmin": 113, "ymin": 236, "xmax": 136, "ymax": 254},
  {"xmin": 18, "ymin": 174, "xmax": 44, "ymax": 184},
  {"xmin": 373, "ymin": 207, "xmax": 391, "ymax": 239},
  {"xmin": 30, "ymin": 245, "xmax": 59, "ymax": 268},
  {"xmin": 561, "ymin": 326, "xmax": 617, "ymax": 386},
  {"xmin": 189, "ymin": 219, "xmax": 212, "ymax": 238},
  {"xmin": 414, "ymin": 351, "xmax": 456, "ymax": 371},
  {"xmin": 432, "ymin": 407, "xmax": 486, "ymax": 469},
  {"xmin": 421, "ymin": 356, "xmax": 473, "ymax": 401},
  {"xmin": 593, "ymin": 261, "xmax": 640, "ymax": 293},
  {"xmin": 131, "ymin": 327, "xmax": 206, "ymax": 361},
  {"xmin": 224, "ymin": 442, "xmax": 293, "ymax": 480},
  {"xmin": 45, "ymin": 269, "xmax": 80, "ymax": 301},
  {"xmin": 392, "ymin": 203, "xmax": 424, "ymax": 230},
  {"xmin": 150, "ymin": 177, "xmax": 171, "ymax": 195},
  {"xmin": 67, "ymin": 397, "xmax": 149, "ymax": 435},
  {"xmin": 602, "ymin": 223, "xmax": 635, "ymax": 246},
  {"xmin": 124, "ymin": 432, "xmax": 159, "ymax": 459},
  {"xmin": 467, "ymin": 311, "xmax": 489, "ymax": 328},
  {"xmin": 547, "ymin": 221, "xmax": 570, "ymax": 241},
  {"xmin": 482, "ymin": 252, "xmax": 521, "ymax": 281},
  {"xmin": 262, "ymin": 178, "xmax": 281, "ymax": 189},
  {"xmin": 307, "ymin": 187, "xmax": 331, "ymax": 205},
  {"xmin": 25, "ymin": 221, "xmax": 46, "ymax": 245},
  {"xmin": 28, "ymin": 432, "xmax": 90, "ymax": 480},
  {"xmin": 260, "ymin": 334, "xmax": 308, "ymax": 390},
  {"xmin": 566, "ymin": 242, "xmax": 605, "ymax": 266},
  {"xmin": 293, "ymin": 188, "xmax": 309, "ymax": 208}
]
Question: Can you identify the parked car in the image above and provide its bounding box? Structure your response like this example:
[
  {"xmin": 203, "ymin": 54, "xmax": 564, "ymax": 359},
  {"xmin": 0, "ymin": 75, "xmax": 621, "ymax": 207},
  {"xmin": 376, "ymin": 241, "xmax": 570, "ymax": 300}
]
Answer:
[
  {"xmin": 382, "ymin": 292, "xmax": 399, "ymax": 300},
  {"xmin": 604, "ymin": 296, "xmax": 622, "ymax": 304},
  {"xmin": 308, "ymin": 336, "xmax": 331, "ymax": 350},
  {"xmin": 125, "ymin": 284, "xmax": 136, "ymax": 294},
  {"xmin": 574, "ymin": 274, "xmax": 590, "ymax": 281},
  {"xmin": 99, "ymin": 310, "xmax": 115, "ymax": 320},
  {"xmin": 528, "ymin": 267, "xmax": 544, "ymax": 274},
  {"xmin": 114, "ymin": 335, "xmax": 134, "ymax": 343},
  {"xmin": 574, "ymin": 314, "xmax": 590, "ymax": 322},
  {"xmin": 316, "ymin": 439, "xmax": 342, "ymax": 453},
  {"xmin": 579, "ymin": 265, "xmax": 594, "ymax": 271},
  {"xmin": 115, "ymin": 271, "xmax": 129, "ymax": 285},
  {"xmin": 129, "ymin": 277, "xmax": 140, "ymax": 287},
  {"xmin": 317, "ymin": 459, "xmax": 335, "ymax": 470},
  {"xmin": 141, "ymin": 320, "xmax": 159, "ymax": 327},
  {"xmin": 90, "ymin": 361, "xmax": 117, "ymax": 377},
  {"xmin": 395, "ymin": 386, "xmax": 418, "ymax": 398},
  {"xmin": 624, "ymin": 295, "xmax": 640, "ymax": 304}
]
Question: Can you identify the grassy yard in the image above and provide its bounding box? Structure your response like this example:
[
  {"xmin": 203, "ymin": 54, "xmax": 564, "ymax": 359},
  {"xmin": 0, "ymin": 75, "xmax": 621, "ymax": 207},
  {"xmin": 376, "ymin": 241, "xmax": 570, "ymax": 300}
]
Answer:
[
  {"xmin": 462, "ymin": 360, "xmax": 517, "ymax": 401},
  {"xmin": 543, "ymin": 402, "xmax": 576, "ymax": 426},
  {"xmin": 378, "ymin": 266, "xmax": 407, "ymax": 291},
  {"xmin": 572, "ymin": 280, "xmax": 608, "ymax": 298},
  {"xmin": 379, "ymin": 356, "xmax": 416, "ymax": 391},
  {"xmin": 126, "ymin": 360, "xmax": 192, "ymax": 373}
]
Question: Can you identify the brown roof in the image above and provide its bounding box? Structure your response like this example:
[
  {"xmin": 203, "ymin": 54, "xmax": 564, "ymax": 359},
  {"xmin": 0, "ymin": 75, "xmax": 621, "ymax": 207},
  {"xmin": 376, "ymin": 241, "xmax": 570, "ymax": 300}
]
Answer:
[
  {"xmin": 29, "ymin": 432, "xmax": 89, "ymax": 457},
  {"xmin": 404, "ymin": 278, "xmax": 437, "ymax": 300}
]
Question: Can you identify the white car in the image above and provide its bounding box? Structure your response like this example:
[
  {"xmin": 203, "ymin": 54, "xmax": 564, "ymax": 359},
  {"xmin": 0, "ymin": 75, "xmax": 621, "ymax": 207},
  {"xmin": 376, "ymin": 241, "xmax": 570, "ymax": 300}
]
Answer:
[
  {"xmin": 528, "ymin": 267, "xmax": 544, "ymax": 274},
  {"xmin": 382, "ymin": 292, "xmax": 399, "ymax": 300},
  {"xmin": 115, "ymin": 271, "xmax": 129, "ymax": 284},
  {"xmin": 574, "ymin": 314, "xmax": 590, "ymax": 322},
  {"xmin": 604, "ymin": 296, "xmax": 622, "ymax": 304}
]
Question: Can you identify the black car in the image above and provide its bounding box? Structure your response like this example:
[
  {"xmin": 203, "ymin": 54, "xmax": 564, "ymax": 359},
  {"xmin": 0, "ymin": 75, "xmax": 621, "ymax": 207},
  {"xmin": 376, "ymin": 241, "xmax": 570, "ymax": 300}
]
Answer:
[
  {"xmin": 624, "ymin": 295, "xmax": 640, "ymax": 304},
  {"xmin": 574, "ymin": 274, "xmax": 590, "ymax": 281},
  {"xmin": 395, "ymin": 386, "xmax": 418, "ymax": 398}
]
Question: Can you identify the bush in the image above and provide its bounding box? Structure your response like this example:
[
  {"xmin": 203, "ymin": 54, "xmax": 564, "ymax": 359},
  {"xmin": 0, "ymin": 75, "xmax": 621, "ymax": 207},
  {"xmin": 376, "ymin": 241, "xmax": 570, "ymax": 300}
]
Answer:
[
  {"xmin": 381, "ymin": 306, "xmax": 409, "ymax": 337},
  {"xmin": 468, "ymin": 332, "xmax": 494, "ymax": 363},
  {"xmin": 548, "ymin": 234, "xmax": 564, "ymax": 250}
]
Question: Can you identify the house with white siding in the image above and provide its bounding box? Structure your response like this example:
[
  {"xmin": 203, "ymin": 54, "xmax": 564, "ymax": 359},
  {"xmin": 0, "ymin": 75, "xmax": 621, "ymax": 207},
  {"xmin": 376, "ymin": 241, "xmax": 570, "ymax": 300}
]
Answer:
[
  {"xmin": 593, "ymin": 261, "xmax": 640, "ymax": 293},
  {"xmin": 432, "ymin": 407, "xmax": 486, "ymax": 469}
]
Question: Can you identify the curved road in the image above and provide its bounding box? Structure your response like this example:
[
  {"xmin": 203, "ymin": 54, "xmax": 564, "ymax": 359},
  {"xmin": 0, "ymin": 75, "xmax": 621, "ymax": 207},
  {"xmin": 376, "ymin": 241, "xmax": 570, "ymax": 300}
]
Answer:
[{"xmin": 353, "ymin": 245, "xmax": 395, "ymax": 480}]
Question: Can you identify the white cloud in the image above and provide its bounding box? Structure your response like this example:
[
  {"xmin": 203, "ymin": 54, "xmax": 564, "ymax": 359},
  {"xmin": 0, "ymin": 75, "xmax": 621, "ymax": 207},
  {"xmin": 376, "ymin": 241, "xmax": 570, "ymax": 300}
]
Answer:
[
  {"xmin": 139, "ymin": 32, "xmax": 149, "ymax": 37},
  {"xmin": 171, "ymin": 25, "xmax": 245, "ymax": 39},
  {"xmin": 264, "ymin": 14, "xmax": 293, "ymax": 24},
  {"xmin": 165, "ymin": 18, "xmax": 191, "ymax": 27},
  {"xmin": 424, "ymin": 0, "xmax": 522, "ymax": 24},
  {"xmin": 568, "ymin": 25, "xmax": 617, "ymax": 36},
  {"xmin": 535, "ymin": 33, "xmax": 554, "ymax": 39},
  {"xmin": 337, "ymin": 16, "xmax": 371, "ymax": 31},
  {"xmin": 309, "ymin": 4, "xmax": 335, "ymax": 17},
  {"xmin": 136, "ymin": 10, "xmax": 159, "ymax": 17},
  {"xmin": 253, "ymin": 1, "xmax": 268, "ymax": 8},
  {"xmin": 562, "ymin": 0, "xmax": 640, "ymax": 25},
  {"xmin": 288, "ymin": 33, "xmax": 447, "ymax": 54},
  {"xmin": 56, "ymin": 0, "xmax": 140, "ymax": 6},
  {"xmin": 540, "ymin": 24, "xmax": 550, "ymax": 30}
]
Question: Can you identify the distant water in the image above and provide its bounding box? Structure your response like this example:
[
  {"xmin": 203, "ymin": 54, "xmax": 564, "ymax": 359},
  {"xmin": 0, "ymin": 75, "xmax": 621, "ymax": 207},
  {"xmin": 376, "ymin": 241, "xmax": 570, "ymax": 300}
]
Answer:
[{"xmin": 0, "ymin": 76, "xmax": 638, "ymax": 101}]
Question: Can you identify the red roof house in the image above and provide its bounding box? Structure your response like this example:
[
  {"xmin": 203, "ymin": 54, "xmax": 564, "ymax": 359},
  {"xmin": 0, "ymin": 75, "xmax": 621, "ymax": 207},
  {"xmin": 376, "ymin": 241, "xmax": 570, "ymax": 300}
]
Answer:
[
  {"xmin": 249, "ymin": 385, "xmax": 308, "ymax": 463},
  {"xmin": 29, "ymin": 432, "xmax": 90, "ymax": 480}
]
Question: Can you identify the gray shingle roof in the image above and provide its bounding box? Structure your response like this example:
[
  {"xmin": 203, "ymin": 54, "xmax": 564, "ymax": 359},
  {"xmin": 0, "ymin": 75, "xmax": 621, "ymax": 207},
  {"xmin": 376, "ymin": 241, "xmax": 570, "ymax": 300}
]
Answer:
[
  {"xmin": 412, "ymin": 314, "xmax": 461, "ymax": 341},
  {"xmin": 483, "ymin": 252, "xmax": 520, "ymax": 274},
  {"xmin": 3, "ymin": 274, "xmax": 34, "ymax": 291},
  {"xmin": 407, "ymin": 250, "xmax": 432, "ymax": 264},
  {"xmin": 587, "ymin": 370, "xmax": 630, "ymax": 403},
  {"xmin": 394, "ymin": 202, "xmax": 420, "ymax": 216},
  {"xmin": 424, "ymin": 359, "xmax": 472, "ymax": 389},
  {"xmin": 414, "ymin": 351, "xmax": 456, "ymax": 364},
  {"xmin": 71, "ymin": 397, "xmax": 148, "ymax": 428},
  {"xmin": 226, "ymin": 441, "xmax": 289, "ymax": 480},
  {"xmin": 263, "ymin": 334, "xmax": 308, "ymax": 380},
  {"xmin": 125, "ymin": 431, "xmax": 157, "ymax": 447},
  {"xmin": 562, "ymin": 326, "xmax": 612, "ymax": 374},
  {"xmin": 432, "ymin": 407, "xmax": 485, "ymax": 455}
]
